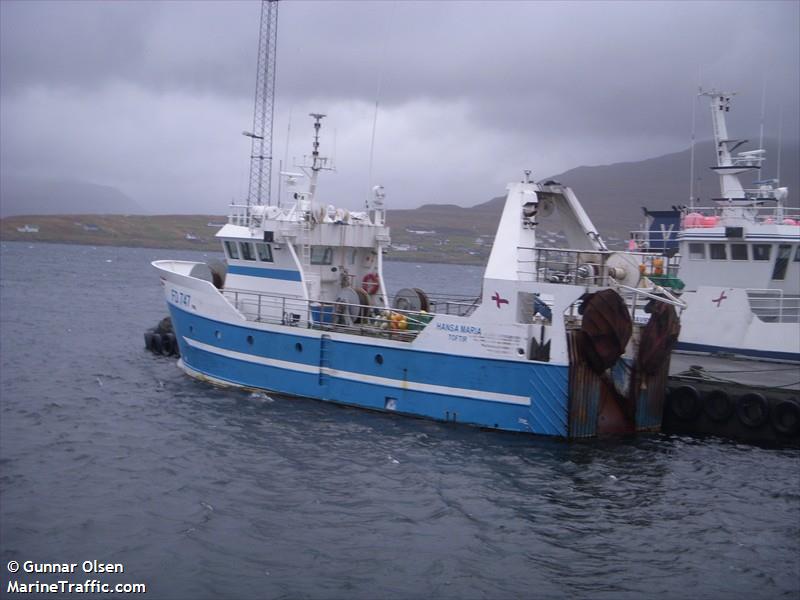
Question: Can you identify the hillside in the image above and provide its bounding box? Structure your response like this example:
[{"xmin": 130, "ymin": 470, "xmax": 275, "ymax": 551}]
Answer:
[
  {"xmin": 0, "ymin": 214, "xmax": 223, "ymax": 252},
  {"xmin": 385, "ymin": 139, "xmax": 798, "ymax": 263},
  {"xmin": 2, "ymin": 139, "xmax": 796, "ymax": 265},
  {"xmin": 0, "ymin": 176, "xmax": 144, "ymax": 217}
]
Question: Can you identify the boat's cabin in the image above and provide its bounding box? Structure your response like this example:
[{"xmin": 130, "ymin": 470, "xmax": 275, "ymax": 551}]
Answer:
[
  {"xmin": 215, "ymin": 202, "xmax": 390, "ymax": 311},
  {"xmin": 677, "ymin": 203, "xmax": 800, "ymax": 292}
]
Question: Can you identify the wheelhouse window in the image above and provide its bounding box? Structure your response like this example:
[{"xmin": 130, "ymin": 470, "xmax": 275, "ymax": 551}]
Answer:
[
  {"xmin": 753, "ymin": 244, "xmax": 771, "ymax": 261},
  {"xmin": 311, "ymin": 246, "xmax": 333, "ymax": 265},
  {"xmin": 794, "ymin": 246, "xmax": 800, "ymax": 262},
  {"xmin": 688, "ymin": 243, "xmax": 705, "ymax": 260},
  {"xmin": 730, "ymin": 244, "xmax": 748, "ymax": 261},
  {"xmin": 771, "ymin": 244, "xmax": 792, "ymax": 280},
  {"xmin": 709, "ymin": 243, "xmax": 727, "ymax": 260},
  {"xmin": 239, "ymin": 242, "xmax": 256, "ymax": 261},
  {"xmin": 224, "ymin": 240, "xmax": 239, "ymax": 259},
  {"xmin": 256, "ymin": 243, "xmax": 274, "ymax": 262}
]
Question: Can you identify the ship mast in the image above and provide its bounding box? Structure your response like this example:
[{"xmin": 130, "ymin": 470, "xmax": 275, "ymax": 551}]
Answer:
[
  {"xmin": 701, "ymin": 89, "xmax": 764, "ymax": 202},
  {"xmin": 244, "ymin": 0, "xmax": 279, "ymax": 207}
]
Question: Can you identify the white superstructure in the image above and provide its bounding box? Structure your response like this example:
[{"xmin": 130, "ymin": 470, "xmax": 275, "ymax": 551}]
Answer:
[{"xmin": 669, "ymin": 91, "xmax": 799, "ymax": 362}]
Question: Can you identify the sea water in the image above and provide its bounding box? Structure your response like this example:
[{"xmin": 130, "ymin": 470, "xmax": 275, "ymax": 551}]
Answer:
[{"xmin": 1, "ymin": 242, "xmax": 798, "ymax": 599}]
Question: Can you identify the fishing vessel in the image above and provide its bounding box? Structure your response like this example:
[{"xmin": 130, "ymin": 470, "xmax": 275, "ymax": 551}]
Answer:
[
  {"xmin": 153, "ymin": 108, "xmax": 689, "ymax": 438},
  {"xmin": 151, "ymin": 0, "xmax": 684, "ymax": 438},
  {"xmin": 634, "ymin": 90, "xmax": 800, "ymax": 362}
]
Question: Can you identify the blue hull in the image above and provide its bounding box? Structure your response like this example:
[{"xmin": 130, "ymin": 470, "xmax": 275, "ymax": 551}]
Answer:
[{"xmin": 168, "ymin": 305, "xmax": 571, "ymax": 437}]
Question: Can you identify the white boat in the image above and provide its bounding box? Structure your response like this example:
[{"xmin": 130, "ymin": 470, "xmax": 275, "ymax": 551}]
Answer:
[
  {"xmin": 635, "ymin": 90, "xmax": 800, "ymax": 363},
  {"xmin": 153, "ymin": 111, "xmax": 687, "ymax": 438}
]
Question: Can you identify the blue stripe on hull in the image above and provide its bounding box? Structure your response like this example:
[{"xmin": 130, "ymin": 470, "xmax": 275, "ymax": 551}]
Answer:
[
  {"xmin": 167, "ymin": 305, "xmax": 570, "ymax": 436},
  {"xmin": 675, "ymin": 341, "xmax": 800, "ymax": 363},
  {"xmin": 227, "ymin": 265, "xmax": 303, "ymax": 281}
]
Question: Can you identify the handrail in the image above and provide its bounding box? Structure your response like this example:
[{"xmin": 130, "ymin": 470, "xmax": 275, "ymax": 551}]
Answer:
[
  {"xmin": 221, "ymin": 287, "xmax": 434, "ymax": 341},
  {"xmin": 614, "ymin": 283, "xmax": 688, "ymax": 310},
  {"xmin": 745, "ymin": 288, "xmax": 800, "ymax": 323},
  {"xmin": 516, "ymin": 247, "xmax": 681, "ymax": 288}
]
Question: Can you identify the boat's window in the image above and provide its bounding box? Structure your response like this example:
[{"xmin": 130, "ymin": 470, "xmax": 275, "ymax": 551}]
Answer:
[
  {"xmin": 224, "ymin": 240, "xmax": 239, "ymax": 259},
  {"xmin": 771, "ymin": 244, "xmax": 792, "ymax": 280},
  {"xmin": 709, "ymin": 243, "xmax": 727, "ymax": 260},
  {"xmin": 794, "ymin": 246, "xmax": 800, "ymax": 262},
  {"xmin": 311, "ymin": 246, "xmax": 333, "ymax": 265},
  {"xmin": 256, "ymin": 243, "xmax": 274, "ymax": 262},
  {"xmin": 730, "ymin": 244, "xmax": 748, "ymax": 261},
  {"xmin": 753, "ymin": 244, "xmax": 772, "ymax": 261},
  {"xmin": 350, "ymin": 249, "xmax": 358, "ymax": 265},
  {"xmin": 688, "ymin": 243, "xmax": 705, "ymax": 260},
  {"xmin": 240, "ymin": 242, "xmax": 256, "ymax": 261}
]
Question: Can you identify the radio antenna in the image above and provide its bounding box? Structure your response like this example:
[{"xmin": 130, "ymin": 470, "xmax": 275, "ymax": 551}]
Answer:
[
  {"xmin": 776, "ymin": 104, "xmax": 783, "ymax": 184},
  {"xmin": 758, "ymin": 77, "xmax": 766, "ymax": 181},
  {"xmin": 243, "ymin": 0, "xmax": 279, "ymax": 207}
]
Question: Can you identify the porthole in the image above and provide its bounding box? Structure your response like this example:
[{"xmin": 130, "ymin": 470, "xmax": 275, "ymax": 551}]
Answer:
[
  {"xmin": 517, "ymin": 347, "xmax": 525, "ymax": 356},
  {"xmin": 295, "ymin": 342, "xmax": 303, "ymax": 352},
  {"xmin": 375, "ymin": 354, "xmax": 384, "ymax": 365},
  {"xmin": 215, "ymin": 330, "xmax": 222, "ymax": 340},
  {"xmin": 189, "ymin": 325, "xmax": 194, "ymax": 333},
  {"xmin": 247, "ymin": 335, "xmax": 254, "ymax": 346}
]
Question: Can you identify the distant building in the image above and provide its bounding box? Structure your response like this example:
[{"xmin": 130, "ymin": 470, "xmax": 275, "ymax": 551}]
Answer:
[
  {"xmin": 16, "ymin": 225, "xmax": 39, "ymax": 233},
  {"xmin": 83, "ymin": 224, "xmax": 100, "ymax": 232}
]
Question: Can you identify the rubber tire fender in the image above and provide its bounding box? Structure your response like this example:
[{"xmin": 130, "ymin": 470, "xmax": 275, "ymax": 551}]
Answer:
[
  {"xmin": 736, "ymin": 392, "xmax": 769, "ymax": 428},
  {"xmin": 160, "ymin": 333, "xmax": 175, "ymax": 356},
  {"xmin": 770, "ymin": 399, "xmax": 800, "ymax": 436},
  {"xmin": 150, "ymin": 333, "xmax": 163, "ymax": 355},
  {"xmin": 703, "ymin": 389, "xmax": 734, "ymax": 422},
  {"xmin": 144, "ymin": 330, "xmax": 156, "ymax": 352},
  {"xmin": 668, "ymin": 385, "xmax": 702, "ymax": 421},
  {"xmin": 163, "ymin": 332, "xmax": 180, "ymax": 357}
]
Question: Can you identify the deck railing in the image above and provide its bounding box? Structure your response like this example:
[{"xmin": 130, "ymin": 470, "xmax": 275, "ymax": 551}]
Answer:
[
  {"xmin": 746, "ymin": 289, "xmax": 800, "ymax": 323},
  {"xmin": 681, "ymin": 204, "xmax": 800, "ymax": 225},
  {"xmin": 516, "ymin": 247, "xmax": 681, "ymax": 287},
  {"xmin": 221, "ymin": 288, "xmax": 433, "ymax": 342}
]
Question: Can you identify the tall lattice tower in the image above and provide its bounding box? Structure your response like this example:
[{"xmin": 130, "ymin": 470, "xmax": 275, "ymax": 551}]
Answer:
[{"xmin": 245, "ymin": 0, "xmax": 279, "ymax": 206}]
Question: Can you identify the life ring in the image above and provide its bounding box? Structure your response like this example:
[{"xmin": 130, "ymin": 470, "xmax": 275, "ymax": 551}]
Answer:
[
  {"xmin": 668, "ymin": 385, "xmax": 701, "ymax": 421},
  {"xmin": 703, "ymin": 389, "xmax": 733, "ymax": 422},
  {"xmin": 770, "ymin": 399, "xmax": 800, "ymax": 436},
  {"xmin": 362, "ymin": 272, "xmax": 380, "ymax": 295},
  {"xmin": 736, "ymin": 393, "xmax": 769, "ymax": 428}
]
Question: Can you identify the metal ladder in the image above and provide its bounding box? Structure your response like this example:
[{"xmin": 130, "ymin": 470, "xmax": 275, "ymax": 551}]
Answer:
[{"xmin": 299, "ymin": 218, "xmax": 312, "ymax": 267}]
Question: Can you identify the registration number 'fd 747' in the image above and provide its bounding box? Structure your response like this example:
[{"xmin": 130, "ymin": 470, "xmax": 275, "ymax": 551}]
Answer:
[{"xmin": 170, "ymin": 289, "xmax": 191, "ymax": 307}]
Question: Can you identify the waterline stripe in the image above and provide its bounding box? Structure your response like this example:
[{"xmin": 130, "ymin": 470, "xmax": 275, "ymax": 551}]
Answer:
[{"xmin": 184, "ymin": 337, "xmax": 531, "ymax": 406}]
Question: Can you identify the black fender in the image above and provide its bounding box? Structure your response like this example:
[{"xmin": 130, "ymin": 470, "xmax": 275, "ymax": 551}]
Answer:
[
  {"xmin": 770, "ymin": 399, "xmax": 800, "ymax": 436},
  {"xmin": 668, "ymin": 385, "xmax": 702, "ymax": 421},
  {"xmin": 144, "ymin": 330, "xmax": 156, "ymax": 352},
  {"xmin": 736, "ymin": 393, "xmax": 769, "ymax": 428},
  {"xmin": 150, "ymin": 333, "xmax": 163, "ymax": 355},
  {"xmin": 160, "ymin": 333, "xmax": 175, "ymax": 356},
  {"xmin": 703, "ymin": 389, "xmax": 734, "ymax": 422}
]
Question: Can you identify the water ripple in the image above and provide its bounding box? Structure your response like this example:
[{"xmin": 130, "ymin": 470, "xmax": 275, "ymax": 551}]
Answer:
[{"xmin": 1, "ymin": 242, "xmax": 798, "ymax": 599}]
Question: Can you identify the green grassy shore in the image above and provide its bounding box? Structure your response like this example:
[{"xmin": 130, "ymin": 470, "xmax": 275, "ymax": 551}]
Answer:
[{"xmin": 0, "ymin": 214, "xmax": 490, "ymax": 265}]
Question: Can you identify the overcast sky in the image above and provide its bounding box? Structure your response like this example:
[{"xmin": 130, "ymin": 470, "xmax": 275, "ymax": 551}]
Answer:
[{"xmin": 1, "ymin": 0, "xmax": 798, "ymax": 214}]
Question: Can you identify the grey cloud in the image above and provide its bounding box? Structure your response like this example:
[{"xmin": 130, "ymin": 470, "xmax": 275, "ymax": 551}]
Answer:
[{"xmin": 0, "ymin": 0, "xmax": 797, "ymax": 214}]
